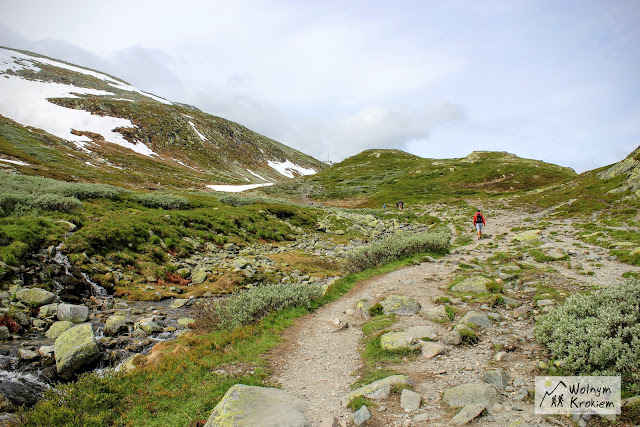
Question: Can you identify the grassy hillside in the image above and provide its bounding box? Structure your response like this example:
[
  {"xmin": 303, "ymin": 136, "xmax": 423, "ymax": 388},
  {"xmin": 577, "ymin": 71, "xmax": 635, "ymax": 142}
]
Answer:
[{"xmin": 262, "ymin": 149, "xmax": 577, "ymax": 208}]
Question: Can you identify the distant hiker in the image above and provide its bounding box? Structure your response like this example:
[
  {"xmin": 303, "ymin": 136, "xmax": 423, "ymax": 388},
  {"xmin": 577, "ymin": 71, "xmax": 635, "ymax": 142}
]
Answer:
[
  {"xmin": 396, "ymin": 201, "xmax": 404, "ymax": 210},
  {"xmin": 473, "ymin": 209, "xmax": 485, "ymax": 239},
  {"xmin": 383, "ymin": 204, "xmax": 386, "ymax": 209}
]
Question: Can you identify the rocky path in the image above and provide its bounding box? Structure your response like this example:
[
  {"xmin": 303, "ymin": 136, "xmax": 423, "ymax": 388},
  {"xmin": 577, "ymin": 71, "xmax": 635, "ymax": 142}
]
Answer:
[{"xmin": 268, "ymin": 208, "xmax": 640, "ymax": 426}]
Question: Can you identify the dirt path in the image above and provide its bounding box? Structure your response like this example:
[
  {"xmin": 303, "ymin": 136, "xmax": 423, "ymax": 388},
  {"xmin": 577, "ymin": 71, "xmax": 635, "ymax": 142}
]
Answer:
[{"xmin": 268, "ymin": 208, "xmax": 639, "ymax": 426}]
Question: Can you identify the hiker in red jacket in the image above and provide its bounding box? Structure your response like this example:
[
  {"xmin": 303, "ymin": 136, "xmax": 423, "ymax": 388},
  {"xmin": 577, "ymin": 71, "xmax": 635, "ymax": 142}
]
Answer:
[{"xmin": 473, "ymin": 209, "xmax": 485, "ymax": 239}]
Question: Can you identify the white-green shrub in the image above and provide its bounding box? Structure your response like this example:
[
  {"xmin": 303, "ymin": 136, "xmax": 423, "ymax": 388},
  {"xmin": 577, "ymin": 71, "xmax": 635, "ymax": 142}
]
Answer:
[
  {"xmin": 344, "ymin": 227, "xmax": 451, "ymax": 272},
  {"xmin": 535, "ymin": 279, "xmax": 640, "ymax": 393}
]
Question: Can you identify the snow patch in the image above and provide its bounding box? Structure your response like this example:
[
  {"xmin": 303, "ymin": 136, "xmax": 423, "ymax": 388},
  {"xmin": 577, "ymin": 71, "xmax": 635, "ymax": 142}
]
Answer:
[
  {"xmin": 246, "ymin": 169, "xmax": 268, "ymax": 182},
  {"xmin": 267, "ymin": 159, "xmax": 317, "ymax": 178},
  {"xmin": 206, "ymin": 183, "xmax": 273, "ymax": 192},
  {"xmin": 188, "ymin": 121, "xmax": 206, "ymax": 141},
  {"xmin": 0, "ymin": 158, "xmax": 29, "ymax": 166}
]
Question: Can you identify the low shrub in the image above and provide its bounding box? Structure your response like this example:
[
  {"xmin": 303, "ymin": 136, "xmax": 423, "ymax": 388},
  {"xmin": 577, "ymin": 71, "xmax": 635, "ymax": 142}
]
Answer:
[
  {"xmin": 344, "ymin": 227, "xmax": 451, "ymax": 273},
  {"xmin": 535, "ymin": 278, "xmax": 640, "ymax": 394},
  {"xmin": 133, "ymin": 193, "xmax": 190, "ymax": 210},
  {"xmin": 192, "ymin": 283, "xmax": 323, "ymax": 331},
  {"xmin": 445, "ymin": 305, "xmax": 456, "ymax": 321}
]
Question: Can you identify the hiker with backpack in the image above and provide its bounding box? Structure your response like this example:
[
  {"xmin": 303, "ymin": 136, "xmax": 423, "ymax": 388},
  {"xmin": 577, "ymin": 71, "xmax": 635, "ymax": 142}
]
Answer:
[{"xmin": 473, "ymin": 209, "xmax": 485, "ymax": 239}]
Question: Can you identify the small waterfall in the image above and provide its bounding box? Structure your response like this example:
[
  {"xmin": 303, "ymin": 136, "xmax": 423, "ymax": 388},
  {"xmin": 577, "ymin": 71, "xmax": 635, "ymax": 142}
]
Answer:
[
  {"xmin": 81, "ymin": 272, "xmax": 109, "ymax": 297},
  {"xmin": 0, "ymin": 370, "xmax": 49, "ymax": 408}
]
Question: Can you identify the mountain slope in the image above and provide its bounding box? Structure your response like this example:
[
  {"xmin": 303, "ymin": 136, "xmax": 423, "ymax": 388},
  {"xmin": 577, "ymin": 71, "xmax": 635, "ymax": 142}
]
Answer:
[
  {"xmin": 263, "ymin": 149, "xmax": 577, "ymax": 207},
  {"xmin": 0, "ymin": 46, "xmax": 325, "ymax": 189}
]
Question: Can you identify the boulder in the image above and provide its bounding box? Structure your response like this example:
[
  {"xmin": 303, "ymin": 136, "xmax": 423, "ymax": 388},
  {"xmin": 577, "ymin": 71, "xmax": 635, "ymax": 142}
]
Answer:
[
  {"xmin": 513, "ymin": 304, "xmax": 533, "ymax": 317},
  {"xmin": 170, "ymin": 298, "xmax": 189, "ymax": 309},
  {"xmin": 0, "ymin": 326, "xmax": 10, "ymax": 340},
  {"xmin": 400, "ymin": 389, "xmax": 422, "ymax": 411},
  {"xmin": 135, "ymin": 319, "xmax": 164, "ymax": 335},
  {"xmin": 451, "ymin": 404, "xmax": 486, "ymax": 425},
  {"xmin": 54, "ymin": 323, "xmax": 100, "ymax": 379},
  {"xmin": 15, "ymin": 288, "xmax": 56, "ymax": 307},
  {"xmin": 190, "ymin": 267, "xmax": 209, "ymax": 284},
  {"xmin": 452, "ymin": 276, "xmax": 492, "ymax": 293},
  {"xmin": 177, "ymin": 317, "xmax": 195, "ymax": 326},
  {"xmin": 352, "ymin": 405, "xmax": 372, "ymax": 427},
  {"xmin": 38, "ymin": 303, "xmax": 59, "ymax": 318},
  {"xmin": 104, "ymin": 315, "xmax": 131, "ymax": 336},
  {"xmin": 57, "ymin": 304, "xmax": 89, "ymax": 323},
  {"xmin": 513, "ymin": 230, "xmax": 542, "ymax": 242},
  {"xmin": 421, "ymin": 305, "xmax": 448, "ymax": 321},
  {"xmin": 421, "ymin": 342, "xmax": 447, "ymax": 359},
  {"xmin": 45, "ymin": 321, "xmax": 74, "ymax": 339},
  {"xmin": 380, "ymin": 332, "xmax": 418, "ymax": 351},
  {"xmin": 204, "ymin": 384, "xmax": 310, "ymax": 427},
  {"xmin": 406, "ymin": 325, "xmax": 438, "ymax": 341},
  {"xmin": 459, "ymin": 311, "xmax": 492, "ymax": 328},
  {"xmin": 380, "ymin": 295, "xmax": 421, "ymax": 315},
  {"xmin": 483, "ymin": 369, "xmax": 510, "ymax": 390},
  {"xmin": 442, "ymin": 383, "xmax": 499, "ymax": 408},
  {"xmin": 501, "ymin": 297, "xmax": 521, "ymax": 308},
  {"xmin": 342, "ymin": 375, "xmax": 413, "ymax": 407},
  {"xmin": 442, "ymin": 330, "xmax": 462, "ymax": 346}
]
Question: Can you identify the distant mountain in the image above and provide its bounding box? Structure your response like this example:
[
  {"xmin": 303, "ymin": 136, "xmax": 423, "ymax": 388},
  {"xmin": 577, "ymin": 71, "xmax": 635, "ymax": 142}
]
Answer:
[
  {"xmin": 262, "ymin": 149, "xmax": 578, "ymax": 207},
  {"xmin": 0, "ymin": 46, "xmax": 325, "ymax": 189}
]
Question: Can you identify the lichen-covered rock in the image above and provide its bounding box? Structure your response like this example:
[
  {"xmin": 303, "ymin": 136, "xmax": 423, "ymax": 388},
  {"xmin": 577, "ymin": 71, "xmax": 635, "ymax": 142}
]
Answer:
[
  {"xmin": 513, "ymin": 230, "xmax": 542, "ymax": 242},
  {"xmin": 451, "ymin": 277, "xmax": 491, "ymax": 293},
  {"xmin": 204, "ymin": 384, "xmax": 310, "ymax": 427},
  {"xmin": 421, "ymin": 342, "xmax": 447, "ymax": 359},
  {"xmin": 380, "ymin": 295, "xmax": 421, "ymax": 315},
  {"xmin": 442, "ymin": 383, "xmax": 499, "ymax": 408},
  {"xmin": 177, "ymin": 317, "xmax": 195, "ymax": 326},
  {"xmin": 380, "ymin": 331, "xmax": 418, "ymax": 351},
  {"xmin": 170, "ymin": 298, "xmax": 189, "ymax": 309},
  {"xmin": 54, "ymin": 323, "xmax": 99, "ymax": 380},
  {"xmin": 342, "ymin": 375, "xmax": 413, "ymax": 407},
  {"xmin": 45, "ymin": 320, "xmax": 74, "ymax": 339},
  {"xmin": 352, "ymin": 405, "xmax": 372, "ymax": 427},
  {"xmin": 421, "ymin": 305, "xmax": 448, "ymax": 321},
  {"xmin": 0, "ymin": 326, "xmax": 10, "ymax": 340},
  {"xmin": 38, "ymin": 303, "xmax": 59, "ymax": 318},
  {"xmin": 190, "ymin": 267, "xmax": 208, "ymax": 285},
  {"xmin": 15, "ymin": 288, "xmax": 56, "ymax": 307},
  {"xmin": 442, "ymin": 330, "xmax": 462, "ymax": 346},
  {"xmin": 104, "ymin": 315, "xmax": 131, "ymax": 336},
  {"xmin": 405, "ymin": 325, "xmax": 438, "ymax": 341},
  {"xmin": 483, "ymin": 369, "xmax": 510, "ymax": 390},
  {"xmin": 135, "ymin": 319, "xmax": 163, "ymax": 335},
  {"xmin": 57, "ymin": 304, "xmax": 89, "ymax": 323},
  {"xmin": 400, "ymin": 389, "xmax": 422, "ymax": 411}
]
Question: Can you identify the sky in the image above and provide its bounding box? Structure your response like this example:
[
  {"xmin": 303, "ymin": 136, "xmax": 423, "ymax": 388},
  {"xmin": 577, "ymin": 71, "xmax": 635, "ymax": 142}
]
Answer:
[{"xmin": 0, "ymin": 0, "xmax": 639, "ymax": 173}]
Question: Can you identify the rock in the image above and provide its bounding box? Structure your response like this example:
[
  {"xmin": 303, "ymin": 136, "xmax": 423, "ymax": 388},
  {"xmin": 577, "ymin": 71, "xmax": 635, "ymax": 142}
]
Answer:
[
  {"xmin": 513, "ymin": 230, "xmax": 542, "ymax": 242},
  {"xmin": 119, "ymin": 353, "xmax": 146, "ymax": 372},
  {"xmin": 400, "ymin": 389, "xmax": 422, "ymax": 411},
  {"xmin": 501, "ymin": 297, "xmax": 521, "ymax": 307},
  {"xmin": 135, "ymin": 319, "xmax": 164, "ymax": 335},
  {"xmin": 104, "ymin": 315, "xmax": 131, "ymax": 337},
  {"xmin": 38, "ymin": 303, "xmax": 59, "ymax": 318},
  {"xmin": 363, "ymin": 383, "xmax": 391, "ymax": 400},
  {"xmin": 443, "ymin": 383, "xmax": 499, "ymax": 408},
  {"xmin": 460, "ymin": 311, "xmax": 492, "ymax": 328},
  {"xmin": 380, "ymin": 332, "xmax": 418, "ymax": 351},
  {"xmin": 421, "ymin": 342, "xmax": 447, "ymax": 359},
  {"xmin": 379, "ymin": 295, "xmax": 421, "ymax": 315},
  {"xmin": 421, "ymin": 305, "xmax": 448, "ymax": 321},
  {"xmin": 177, "ymin": 317, "xmax": 196, "ymax": 326},
  {"xmin": 204, "ymin": 384, "xmax": 310, "ymax": 427},
  {"xmin": 342, "ymin": 375, "xmax": 413, "ymax": 407},
  {"xmin": 54, "ymin": 323, "xmax": 100, "ymax": 380},
  {"xmin": 355, "ymin": 299, "xmax": 372, "ymax": 319},
  {"xmin": 483, "ymin": 369, "xmax": 510, "ymax": 390},
  {"xmin": 513, "ymin": 305, "xmax": 533, "ymax": 317},
  {"xmin": 451, "ymin": 404, "xmax": 486, "ymax": 425},
  {"xmin": 170, "ymin": 298, "xmax": 189, "ymax": 309},
  {"xmin": 57, "ymin": 304, "xmax": 89, "ymax": 323},
  {"xmin": 406, "ymin": 325, "xmax": 438, "ymax": 341},
  {"xmin": 451, "ymin": 276, "xmax": 491, "ymax": 294},
  {"xmin": 17, "ymin": 348, "xmax": 39, "ymax": 361},
  {"xmin": 536, "ymin": 299, "xmax": 555, "ymax": 307},
  {"xmin": 352, "ymin": 405, "xmax": 371, "ymax": 427},
  {"xmin": 15, "ymin": 288, "xmax": 56, "ymax": 307},
  {"xmin": 190, "ymin": 267, "xmax": 208, "ymax": 285},
  {"xmin": 318, "ymin": 416, "xmax": 339, "ymax": 427},
  {"xmin": 45, "ymin": 321, "xmax": 74, "ymax": 339},
  {"xmin": 442, "ymin": 330, "xmax": 463, "ymax": 346},
  {"xmin": 0, "ymin": 326, "xmax": 10, "ymax": 340}
]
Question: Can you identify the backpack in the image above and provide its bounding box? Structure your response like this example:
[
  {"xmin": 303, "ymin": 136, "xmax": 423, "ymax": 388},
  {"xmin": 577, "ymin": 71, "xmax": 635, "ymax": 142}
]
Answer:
[{"xmin": 475, "ymin": 213, "xmax": 484, "ymax": 223}]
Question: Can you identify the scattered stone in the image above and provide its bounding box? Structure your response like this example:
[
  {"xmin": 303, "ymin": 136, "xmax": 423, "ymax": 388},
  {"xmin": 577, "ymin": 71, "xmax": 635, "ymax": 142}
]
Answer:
[
  {"xmin": 190, "ymin": 267, "xmax": 208, "ymax": 285},
  {"xmin": 135, "ymin": 319, "xmax": 164, "ymax": 335},
  {"xmin": 379, "ymin": 295, "xmax": 421, "ymax": 315},
  {"xmin": 400, "ymin": 389, "xmax": 422, "ymax": 412},
  {"xmin": 421, "ymin": 305, "xmax": 448, "ymax": 321},
  {"xmin": 451, "ymin": 404, "xmax": 486, "ymax": 425},
  {"xmin": 170, "ymin": 298, "xmax": 189, "ymax": 309},
  {"xmin": 513, "ymin": 305, "xmax": 533, "ymax": 317},
  {"xmin": 451, "ymin": 276, "xmax": 492, "ymax": 294},
  {"xmin": 421, "ymin": 342, "xmax": 447, "ymax": 359},
  {"xmin": 352, "ymin": 405, "xmax": 371, "ymax": 426},
  {"xmin": 536, "ymin": 299, "xmax": 555, "ymax": 307},
  {"xmin": 318, "ymin": 416, "xmax": 339, "ymax": 427},
  {"xmin": 380, "ymin": 332, "xmax": 418, "ymax": 351},
  {"xmin": 442, "ymin": 383, "xmax": 499, "ymax": 408},
  {"xmin": 406, "ymin": 325, "xmax": 438, "ymax": 341},
  {"xmin": 483, "ymin": 369, "xmax": 510, "ymax": 390},
  {"xmin": 57, "ymin": 304, "xmax": 89, "ymax": 323},
  {"xmin": 17, "ymin": 348, "xmax": 39, "ymax": 361},
  {"xmin": 342, "ymin": 375, "xmax": 413, "ymax": 407},
  {"xmin": 177, "ymin": 317, "xmax": 196, "ymax": 327},
  {"xmin": 104, "ymin": 315, "xmax": 131, "ymax": 337},
  {"xmin": 0, "ymin": 326, "xmax": 10, "ymax": 340},
  {"xmin": 501, "ymin": 297, "xmax": 521, "ymax": 307},
  {"xmin": 45, "ymin": 321, "xmax": 74, "ymax": 339},
  {"xmin": 204, "ymin": 384, "xmax": 310, "ymax": 427},
  {"xmin": 38, "ymin": 303, "xmax": 59, "ymax": 318}
]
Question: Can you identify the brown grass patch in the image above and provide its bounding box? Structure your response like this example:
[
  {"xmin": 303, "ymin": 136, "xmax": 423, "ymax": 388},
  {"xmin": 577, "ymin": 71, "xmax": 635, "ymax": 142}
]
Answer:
[{"xmin": 268, "ymin": 252, "xmax": 341, "ymax": 277}]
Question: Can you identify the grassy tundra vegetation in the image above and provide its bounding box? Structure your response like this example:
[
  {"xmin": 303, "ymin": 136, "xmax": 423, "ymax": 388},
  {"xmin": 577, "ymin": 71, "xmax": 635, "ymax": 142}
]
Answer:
[{"xmin": 4, "ymin": 146, "xmax": 640, "ymax": 425}]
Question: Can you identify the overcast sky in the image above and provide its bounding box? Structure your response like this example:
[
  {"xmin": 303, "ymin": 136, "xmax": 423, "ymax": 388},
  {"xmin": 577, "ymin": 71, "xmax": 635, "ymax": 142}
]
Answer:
[{"xmin": 1, "ymin": 0, "xmax": 639, "ymax": 172}]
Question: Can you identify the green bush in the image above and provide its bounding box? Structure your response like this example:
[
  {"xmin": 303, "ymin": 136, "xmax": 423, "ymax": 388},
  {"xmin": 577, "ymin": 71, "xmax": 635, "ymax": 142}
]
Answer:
[
  {"xmin": 535, "ymin": 279, "xmax": 640, "ymax": 394},
  {"xmin": 344, "ymin": 227, "xmax": 451, "ymax": 273},
  {"xmin": 133, "ymin": 193, "xmax": 190, "ymax": 210},
  {"xmin": 192, "ymin": 283, "xmax": 323, "ymax": 331},
  {"xmin": 32, "ymin": 194, "xmax": 83, "ymax": 212}
]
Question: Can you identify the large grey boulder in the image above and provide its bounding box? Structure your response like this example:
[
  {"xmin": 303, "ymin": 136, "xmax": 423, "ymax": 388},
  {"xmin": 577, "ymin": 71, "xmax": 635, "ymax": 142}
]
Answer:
[
  {"xmin": 459, "ymin": 311, "xmax": 492, "ymax": 328},
  {"xmin": 342, "ymin": 375, "xmax": 413, "ymax": 407},
  {"xmin": 190, "ymin": 267, "xmax": 209, "ymax": 284},
  {"xmin": 380, "ymin": 295, "xmax": 421, "ymax": 315},
  {"xmin": 451, "ymin": 277, "xmax": 491, "ymax": 293},
  {"xmin": 57, "ymin": 304, "xmax": 89, "ymax": 323},
  {"xmin": 421, "ymin": 305, "xmax": 448, "ymax": 321},
  {"xmin": 400, "ymin": 389, "xmax": 422, "ymax": 411},
  {"xmin": 405, "ymin": 325, "xmax": 438, "ymax": 341},
  {"xmin": 15, "ymin": 288, "xmax": 56, "ymax": 307},
  {"xmin": 352, "ymin": 405, "xmax": 372, "ymax": 426},
  {"xmin": 38, "ymin": 303, "xmax": 59, "ymax": 318},
  {"xmin": 483, "ymin": 369, "xmax": 510, "ymax": 390},
  {"xmin": 380, "ymin": 332, "xmax": 418, "ymax": 351},
  {"xmin": 442, "ymin": 383, "xmax": 499, "ymax": 408},
  {"xmin": 104, "ymin": 315, "xmax": 131, "ymax": 337},
  {"xmin": 204, "ymin": 384, "xmax": 310, "ymax": 427},
  {"xmin": 54, "ymin": 323, "xmax": 100, "ymax": 379}
]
